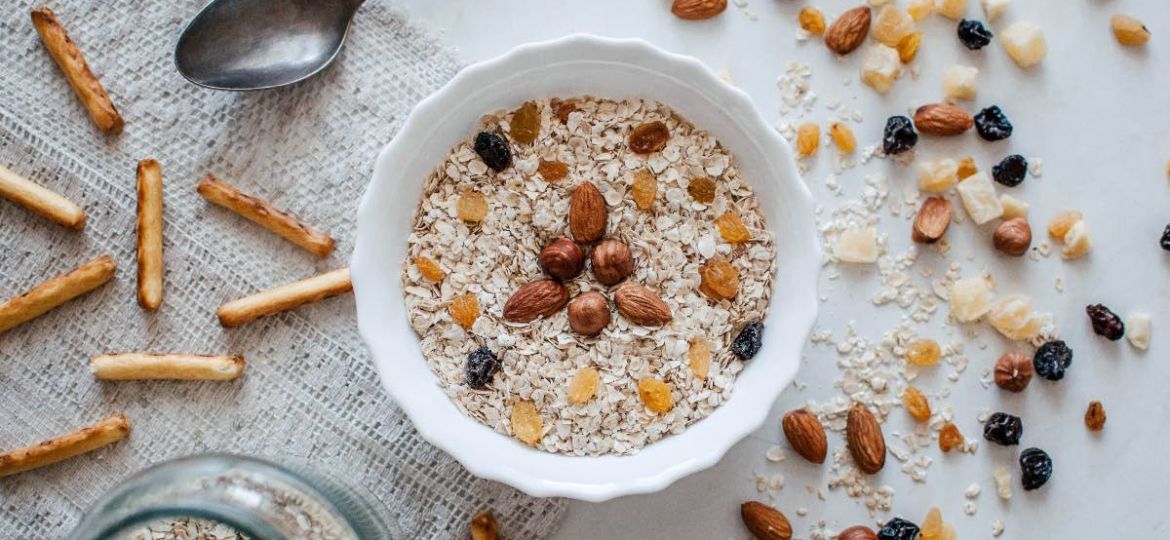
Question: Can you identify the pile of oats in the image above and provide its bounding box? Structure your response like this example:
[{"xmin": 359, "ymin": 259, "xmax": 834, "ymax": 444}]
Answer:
[{"xmin": 401, "ymin": 97, "xmax": 777, "ymax": 455}]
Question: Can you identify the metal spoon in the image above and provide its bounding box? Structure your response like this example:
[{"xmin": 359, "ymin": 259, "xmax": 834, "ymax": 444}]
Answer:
[{"xmin": 175, "ymin": 0, "xmax": 364, "ymax": 91}]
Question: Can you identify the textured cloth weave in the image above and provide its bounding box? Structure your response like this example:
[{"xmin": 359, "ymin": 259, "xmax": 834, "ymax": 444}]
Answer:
[{"xmin": 0, "ymin": 1, "xmax": 565, "ymax": 538}]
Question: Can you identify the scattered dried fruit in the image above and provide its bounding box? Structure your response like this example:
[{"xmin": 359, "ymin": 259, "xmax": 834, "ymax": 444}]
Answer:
[
  {"xmin": 716, "ymin": 212, "xmax": 751, "ymax": 244},
  {"xmin": 540, "ymin": 237, "xmax": 585, "ymax": 280},
  {"xmin": 935, "ymin": 0, "xmax": 968, "ymax": 19},
  {"xmin": 994, "ymin": 352, "xmax": 1033, "ymax": 392},
  {"xmin": 939, "ymin": 422, "xmax": 964, "ymax": 452},
  {"xmin": 687, "ymin": 177, "xmax": 717, "ymax": 203},
  {"xmin": 1084, "ymin": 400, "xmax": 1106, "ymax": 431},
  {"xmin": 839, "ymin": 526, "xmax": 879, "ymax": 540},
  {"xmin": 1127, "ymin": 312, "xmax": 1151, "ymax": 350},
  {"xmin": 672, "ymin": 0, "xmax": 727, "ymax": 20},
  {"xmin": 829, "ymin": 122, "xmax": 857, "ymax": 153},
  {"xmin": 901, "ymin": 386, "xmax": 931, "ymax": 422},
  {"xmin": 567, "ymin": 291, "xmax": 611, "ymax": 336},
  {"xmin": 957, "ymin": 171, "xmax": 1003, "ymax": 224},
  {"xmin": 835, "ymin": 227, "xmax": 879, "ymax": 263},
  {"xmin": 1161, "ymin": 224, "xmax": 1170, "ymax": 250},
  {"xmin": 882, "ymin": 115, "xmax": 917, "ymax": 154},
  {"xmin": 994, "ymin": 466, "xmax": 1012, "ymax": 499},
  {"xmin": 796, "ymin": 123, "xmax": 820, "ymax": 157},
  {"xmin": 983, "ymin": 412, "xmax": 1023, "ymax": 446},
  {"xmin": 688, "ymin": 338, "xmax": 712, "ymax": 379},
  {"xmin": 981, "ymin": 0, "xmax": 1010, "ymax": 21},
  {"xmin": 1019, "ymin": 447, "xmax": 1052, "ymax": 490},
  {"xmin": 1047, "ymin": 210, "xmax": 1083, "ymax": 238},
  {"xmin": 896, "ymin": 32, "xmax": 923, "ymax": 63},
  {"xmin": 569, "ymin": 181, "xmax": 607, "ymax": 243},
  {"xmin": 1001, "ymin": 21, "xmax": 1046, "ymax": 67},
  {"xmin": 914, "ymin": 103, "xmax": 974, "ymax": 136},
  {"xmin": 877, "ymin": 517, "xmax": 919, "ymax": 540},
  {"xmin": 993, "ymin": 218, "xmax": 1032, "ymax": 256},
  {"xmin": 958, "ymin": 19, "xmax": 993, "ymax": 50},
  {"xmin": 699, "ymin": 258, "xmax": 740, "ymax": 300},
  {"xmin": 538, "ymin": 159, "xmax": 568, "ymax": 181},
  {"xmin": 782, "ymin": 409, "xmax": 828, "ymax": 464},
  {"xmin": 912, "ymin": 197, "xmax": 953, "ymax": 244},
  {"xmin": 450, "ymin": 293, "xmax": 480, "ymax": 329},
  {"xmin": 511, "ymin": 400, "xmax": 542, "ymax": 446},
  {"xmin": 1000, "ymin": 195, "xmax": 1028, "ymax": 218},
  {"xmin": 502, "ymin": 280, "xmax": 569, "ymax": 323},
  {"xmin": 550, "ymin": 98, "xmax": 576, "ymax": 123},
  {"xmin": 474, "ymin": 132, "xmax": 512, "ymax": 172},
  {"xmin": 509, "ymin": 101, "xmax": 541, "ymax": 145},
  {"xmin": 457, "ymin": 191, "xmax": 489, "ymax": 223},
  {"xmin": 942, "ymin": 65, "xmax": 979, "ymax": 102},
  {"xmin": 920, "ymin": 508, "xmax": 943, "ymax": 540},
  {"xmin": 630, "ymin": 169, "xmax": 658, "ymax": 210},
  {"xmin": 846, "ymin": 403, "xmax": 886, "ymax": 474},
  {"xmin": 861, "ymin": 44, "xmax": 902, "ymax": 94},
  {"xmin": 637, "ymin": 377, "xmax": 674, "ymax": 413},
  {"xmin": 1061, "ymin": 219, "xmax": 1092, "ymax": 259},
  {"xmin": 987, "ymin": 294, "xmax": 1045, "ymax": 341},
  {"xmin": 992, "ymin": 154, "xmax": 1028, "ymax": 186},
  {"xmin": 974, "ymin": 105, "xmax": 1013, "ymax": 141},
  {"xmin": 567, "ymin": 366, "xmax": 600, "ymax": 404},
  {"xmin": 466, "ymin": 346, "xmax": 499, "ymax": 388},
  {"xmin": 916, "ymin": 158, "xmax": 958, "ymax": 192},
  {"xmin": 591, "ymin": 239, "xmax": 634, "ymax": 285},
  {"xmin": 905, "ymin": 339, "xmax": 941, "ymax": 366},
  {"xmin": 614, "ymin": 282, "xmax": 673, "ymax": 326},
  {"xmin": 825, "ymin": 6, "xmax": 872, "ymax": 55},
  {"xmin": 872, "ymin": 5, "xmax": 914, "ymax": 47},
  {"xmin": 415, "ymin": 255, "xmax": 444, "ymax": 282},
  {"xmin": 629, "ymin": 121, "xmax": 671, "ymax": 154},
  {"xmin": 949, "ymin": 275, "xmax": 993, "ymax": 322},
  {"xmin": 799, "ymin": 6, "xmax": 827, "ymax": 35},
  {"xmin": 957, "ymin": 155, "xmax": 978, "ymax": 179},
  {"xmin": 1086, "ymin": 303, "xmax": 1125, "ymax": 341},
  {"xmin": 740, "ymin": 501, "xmax": 793, "ymax": 540},
  {"xmin": 470, "ymin": 512, "xmax": 499, "ymax": 540},
  {"xmin": 1033, "ymin": 340, "xmax": 1072, "ymax": 381},
  {"xmin": 731, "ymin": 321, "xmax": 764, "ymax": 360},
  {"xmin": 1112, "ymin": 14, "xmax": 1151, "ymax": 47}
]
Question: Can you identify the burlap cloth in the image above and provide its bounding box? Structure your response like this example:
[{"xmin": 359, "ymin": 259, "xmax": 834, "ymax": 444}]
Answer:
[{"xmin": 0, "ymin": 1, "xmax": 566, "ymax": 538}]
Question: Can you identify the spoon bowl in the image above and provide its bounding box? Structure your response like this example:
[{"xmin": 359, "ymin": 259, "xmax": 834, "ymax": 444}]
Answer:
[{"xmin": 176, "ymin": 0, "xmax": 363, "ymax": 91}]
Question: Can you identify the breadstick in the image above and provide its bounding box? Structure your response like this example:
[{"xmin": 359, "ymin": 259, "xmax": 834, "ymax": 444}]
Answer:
[
  {"xmin": 0, "ymin": 255, "xmax": 116, "ymax": 334},
  {"xmin": 197, "ymin": 175, "xmax": 334, "ymax": 257},
  {"xmin": 136, "ymin": 159, "xmax": 164, "ymax": 310},
  {"xmin": 218, "ymin": 268, "xmax": 351, "ymax": 328},
  {"xmin": 90, "ymin": 353, "xmax": 245, "ymax": 381},
  {"xmin": 0, "ymin": 413, "xmax": 130, "ymax": 477},
  {"xmin": 30, "ymin": 7, "xmax": 123, "ymax": 134},
  {"xmin": 0, "ymin": 164, "xmax": 86, "ymax": 230}
]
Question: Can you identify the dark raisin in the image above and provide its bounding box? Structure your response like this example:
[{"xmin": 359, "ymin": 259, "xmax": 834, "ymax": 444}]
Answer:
[
  {"xmin": 1019, "ymin": 447, "xmax": 1053, "ymax": 491},
  {"xmin": 958, "ymin": 19, "xmax": 994, "ymax": 50},
  {"xmin": 877, "ymin": 517, "xmax": 920, "ymax": 540},
  {"xmin": 1033, "ymin": 340, "xmax": 1072, "ymax": 381},
  {"xmin": 1086, "ymin": 304, "xmax": 1125, "ymax": 341},
  {"xmin": 465, "ymin": 346, "xmax": 500, "ymax": 388},
  {"xmin": 731, "ymin": 321, "xmax": 764, "ymax": 360},
  {"xmin": 992, "ymin": 154, "xmax": 1028, "ymax": 187},
  {"xmin": 882, "ymin": 116, "xmax": 918, "ymax": 155},
  {"xmin": 983, "ymin": 412, "xmax": 1023, "ymax": 446},
  {"xmin": 1161, "ymin": 224, "xmax": 1170, "ymax": 251},
  {"xmin": 974, "ymin": 106, "xmax": 1013, "ymax": 141},
  {"xmin": 474, "ymin": 132, "xmax": 512, "ymax": 172}
]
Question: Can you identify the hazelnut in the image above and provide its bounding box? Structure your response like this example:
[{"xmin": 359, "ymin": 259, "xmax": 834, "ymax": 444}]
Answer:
[
  {"xmin": 993, "ymin": 217, "xmax": 1032, "ymax": 256},
  {"xmin": 590, "ymin": 239, "xmax": 634, "ymax": 285},
  {"xmin": 539, "ymin": 237, "xmax": 584, "ymax": 280},
  {"xmin": 567, "ymin": 291, "xmax": 610, "ymax": 336},
  {"xmin": 994, "ymin": 352, "xmax": 1033, "ymax": 392}
]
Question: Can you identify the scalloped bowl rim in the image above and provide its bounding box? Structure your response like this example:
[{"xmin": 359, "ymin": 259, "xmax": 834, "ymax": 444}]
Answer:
[{"xmin": 351, "ymin": 34, "xmax": 821, "ymax": 502}]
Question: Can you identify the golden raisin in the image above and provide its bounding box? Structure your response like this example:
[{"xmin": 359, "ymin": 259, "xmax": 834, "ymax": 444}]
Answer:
[
  {"xmin": 897, "ymin": 32, "xmax": 923, "ymax": 63},
  {"xmin": 415, "ymin": 256, "xmax": 444, "ymax": 282},
  {"xmin": 939, "ymin": 421, "xmax": 964, "ymax": 452},
  {"xmin": 510, "ymin": 101, "xmax": 541, "ymax": 145},
  {"xmin": 798, "ymin": 6, "xmax": 826, "ymax": 35},
  {"xmin": 699, "ymin": 258, "xmax": 739, "ymax": 300},
  {"xmin": 567, "ymin": 367, "xmax": 600, "ymax": 405},
  {"xmin": 629, "ymin": 121, "xmax": 670, "ymax": 154},
  {"xmin": 905, "ymin": 339, "xmax": 941, "ymax": 366},
  {"xmin": 796, "ymin": 123, "xmax": 820, "ymax": 157},
  {"xmin": 716, "ymin": 212, "xmax": 751, "ymax": 244},
  {"xmin": 550, "ymin": 98, "xmax": 576, "ymax": 123},
  {"xmin": 688, "ymin": 338, "xmax": 712, "ymax": 380},
  {"xmin": 631, "ymin": 169, "xmax": 658, "ymax": 210},
  {"xmin": 1112, "ymin": 14, "xmax": 1150, "ymax": 47},
  {"xmin": 920, "ymin": 508, "xmax": 943, "ymax": 540},
  {"xmin": 1047, "ymin": 210, "xmax": 1083, "ymax": 238},
  {"xmin": 940, "ymin": 524, "xmax": 956, "ymax": 540},
  {"xmin": 510, "ymin": 400, "xmax": 542, "ymax": 446},
  {"xmin": 902, "ymin": 386, "xmax": 931, "ymax": 422},
  {"xmin": 957, "ymin": 156, "xmax": 977, "ymax": 179},
  {"xmin": 829, "ymin": 122, "xmax": 856, "ymax": 153},
  {"xmin": 456, "ymin": 191, "xmax": 489, "ymax": 223},
  {"xmin": 687, "ymin": 177, "xmax": 717, "ymax": 203},
  {"xmin": 538, "ymin": 159, "xmax": 568, "ymax": 181},
  {"xmin": 449, "ymin": 293, "xmax": 480, "ymax": 329},
  {"xmin": 637, "ymin": 377, "xmax": 674, "ymax": 413},
  {"xmin": 1084, "ymin": 400, "xmax": 1106, "ymax": 431}
]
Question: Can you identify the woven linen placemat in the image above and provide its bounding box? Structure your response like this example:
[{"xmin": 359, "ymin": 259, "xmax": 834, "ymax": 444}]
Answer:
[{"xmin": 0, "ymin": 1, "xmax": 566, "ymax": 538}]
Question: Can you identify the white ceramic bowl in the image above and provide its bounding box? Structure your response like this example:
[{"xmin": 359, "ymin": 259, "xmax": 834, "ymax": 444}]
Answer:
[{"xmin": 351, "ymin": 34, "xmax": 820, "ymax": 502}]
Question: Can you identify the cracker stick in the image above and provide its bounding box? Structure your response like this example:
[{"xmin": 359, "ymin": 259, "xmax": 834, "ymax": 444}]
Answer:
[
  {"xmin": 0, "ymin": 413, "xmax": 130, "ymax": 477},
  {"xmin": 0, "ymin": 163, "xmax": 86, "ymax": 230},
  {"xmin": 90, "ymin": 353, "xmax": 245, "ymax": 381},
  {"xmin": 218, "ymin": 268, "xmax": 351, "ymax": 328},
  {"xmin": 0, "ymin": 255, "xmax": 116, "ymax": 334},
  {"xmin": 197, "ymin": 175, "xmax": 335, "ymax": 258},
  {"xmin": 30, "ymin": 7, "xmax": 123, "ymax": 134},
  {"xmin": 136, "ymin": 159, "xmax": 164, "ymax": 310}
]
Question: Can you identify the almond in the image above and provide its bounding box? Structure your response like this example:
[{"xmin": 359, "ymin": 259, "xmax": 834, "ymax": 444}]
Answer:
[
  {"xmin": 569, "ymin": 181, "xmax": 607, "ymax": 243},
  {"xmin": 614, "ymin": 282, "xmax": 672, "ymax": 326},
  {"xmin": 913, "ymin": 103, "xmax": 974, "ymax": 136},
  {"xmin": 911, "ymin": 196, "xmax": 953, "ymax": 243},
  {"xmin": 825, "ymin": 6, "xmax": 871, "ymax": 55},
  {"xmin": 837, "ymin": 526, "xmax": 878, "ymax": 540},
  {"xmin": 846, "ymin": 403, "xmax": 885, "ymax": 474},
  {"xmin": 502, "ymin": 280, "xmax": 569, "ymax": 322},
  {"xmin": 781, "ymin": 409, "xmax": 827, "ymax": 464},
  {"xmin": 740, "ymin": 501, "xmax": 793, "ymax": 540},
  {"xmin": 671, "ymin": 0, "xmax": 727, "ymax": 20}
]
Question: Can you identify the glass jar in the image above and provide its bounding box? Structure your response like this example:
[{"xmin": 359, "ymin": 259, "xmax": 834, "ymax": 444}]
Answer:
[{"xmin": 69, "ymin": 453, "xmax": 400, "ymax": 540}]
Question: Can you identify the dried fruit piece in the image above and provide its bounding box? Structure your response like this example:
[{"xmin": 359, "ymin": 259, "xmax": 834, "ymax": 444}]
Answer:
[
  {"xmin": 503, "ymin": 280, "xmax": 569, "ymax": 323},
  {"xmin": 956, "ymin": 171, "xmax": 1003, "ymax": 225},
  {"xmin": 672, "ymin": 0, "xmax": 727, "ymax": 20},
  {"xmin": 861, "ymin": 44, "xmax": 902, "ymax": 94},
  {"xmin": 835, "ymin": 228, "xmax": 879, "ymax": 263},
  {"xmin": 825, "ymin": 6, "xmax": 872, "ymax": 55},
  {"xmin": 567, "ymin": 292, "xmax": 611, "ymax": 336},
  {"xmin": 993, "ymin": 218, "xmax": 1032, "ymax": 256},
  {"xmin": 911, "ymin": 197, "xmax": 953, "ymax": 244},
  {"xmin": 1001, "ymin": 21, "xmax": 1046, "ymax": 67},
  {"xmin": 942, "ymin": 65, "xmax": 979, "ymax": 102},
  {"xmin": 981, "ymin": 0, "xmax": 1010, "ymax": 21},
  {"xmin": 637, "ymin": 377, "xmax": 674, "ymax": 413},
  {"xmin": 907, "ymin": 0, "xmax": 932, "ymax": 21},
  {"xmin": 474, "ymin": 132, "xmax": 511, "ymax": 172},
  {"xmin": 846, "ymin": 403, "xmax": 886, "ymax": 474},
  {"xmin": 1033, "ymin": 340, "xmax": 1072, "ymax": 381},
  {"xmin": 987, "ymin": 294, "xmax": 1043, "ymax": 341},
  {"xmin": 629, "ymin": 121, "xmax": 670, "ymax": 154},
  {"xmin": 550, "ymin": 98, "xmax": 576, "ymax": 123},
  {"xmin": 567, "ymin": 366, "xmax": 600, "ymax": 405},
  {"xmin": 1112, "ymin": 14, "xmax": 1151, "ymax": 47},
  {"xmin": 939, "ymin": 422, "xmax": 964, "ymax": 452},
  {"xmin": 538, "ymin": 159, "xmax": 569, "ymax": 181},
  {"xmin": 782, "ymin": 409, "xmax": 828, "ymax": 464},
  {"xmin": 450, "ymin": 293, "xmax": 480, "ymax": 329},
  {"xmin": 465, "ymin": 346, "xmax": 499, "ymax": 388},
  {"xmin": 916, "ymin": 158, "xmax": 958, "ymax": 192},
  {"xmin": 872, "ymin": 5, "xmax": 914, "ymax": 47},
  {"xmin": 1084, "ymin": 400, "xmax": 1106, "ymax": 431},
  {"xmin": 1061, "ymin": 220, "xmax": 1092, "ymax": 259},
  {"xmin": 956, "ymin": 156, "xmax": 978, "ymax": 179},
  {"xmin": 882, "ymin": 115, "xmax": 917, "ymax": 154},
  {"xmin": 1047, "ymin": 210, "xmax": 1083, "ymax": 238},
  {"xmin": 1019, "ymin": 447, "xmax": 1052, "ymax": 490},
  {"xmin": 958, "ymin": 19, "xmax": 993, "ymax": 50},
  {"xmin": 688, "ymin": 338, "xmax": 712, "ymax": 379},
  {"xmin": 896, "ymin": 32, "xmax": 923, "ymax": 63},
  {"xmin": 905, "ymin": 339, "xmax": 941, "ymax": 366},
  {"xmin": 799, "ymin": 6, "xmax": 826, "ymax": 35},
  {"xmin": 839, "ymin": 526, "xmax": 878, "ymax": 540},
  {"xmin": 740, "ymin": 501, "xmax": 793, "ymax": 540},
  {"xmin": 509, "ymin": 101, "xmax": 541, "ymax": 145},
  {"xmin": 949, "ymin": 275, "xmax": 992, "ymax": 322},
  {"xmin": 829, "ymin": 123, "xmax": 856, "ymax": 153},
  {"xmin": 699, "ymin": 258, "xmax": 739, "ymax": 300},
  {"xmin": 936, "ymin": 0, "xmax": 968, "ymax": 19},
  {"xmin": 796, "ymin": 123, "xmax": 820, "ymax": 157},
  {"xmin": 630, "ymin": 169, "xmax": 658, "ymax": 210},
  {"xmin": 877, "ymin": 517, "xmax": 918, "ymax": 540},
  {"xmin": 983, "ymin": 412, "xmax": 1023, "ymax": 445},
  {"xmin": 510, "ymin": 400, "xmax": 542, "ymax": 446},
  {"xmin": 992, "ymin": 154, "xmax": 1028, "ymax": 187},
  {"xmin": 920, "ymin": 508, "xmax": 943, "ymax": 540},
  {"xmin": 716, "ymin": 212, "xmax": 751, "ymax": 244},
  {"xmin": 994, "ymin": 467, "xmax": 1013, "ymax": 499},
  {"xmin": 1127, "ymin": 312, "xmax": 1152, "ymax": 350},
  {"xmin": 687, "ymin": 177, "xmax": 717, "ymax": 203},
  {"xmin": 1086, "ymin": 304, "xmax": 1125, "ymax": 341},
  {"xmin": 974, "ymin": 105, "xmax": 1013, "ymax": 141},
  {"xmin": 415, "ymin": 256, "xmax": 444, "ymax": 282},
  {"xmin": 569, "ymin": 181, "xmax": 607, "ymax": 243},
  {"xmin": 731, "ymin": 321, "xmax": 764, "ymax": 360},
  {"xmin": 901, "ymin": 386, "xmax": 931, "ymax": 422},
  {"xmin": 1161, "ymin": 224, "xmax": 1170, "ymax": 251},
  {"xmin": 913, "ymin": 103, "xmax": 974, "ymax": 136},
  {"xmin": 457, "ymin": 191, "xmax": 489, "ymax": 224},
  {"xmin": 994, "ymin": 352, "xmax": 1033, "ymax": 392},
  {"xmin": 470, "ymin": 512, "xmax": 498, "ymax": 540}
]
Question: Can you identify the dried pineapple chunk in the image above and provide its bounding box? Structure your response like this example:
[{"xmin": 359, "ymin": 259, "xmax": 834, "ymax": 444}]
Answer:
[
  {"xmin": 956, "ymin": 172, "xmax": 1003, "ymax": 225},
  {"xmin": 835, "ymin": 228, "xmax": 880, "ymax": 263},
  {"xmin": 950, "ymin": 276, "xmax": 993, "ymax": 322}
]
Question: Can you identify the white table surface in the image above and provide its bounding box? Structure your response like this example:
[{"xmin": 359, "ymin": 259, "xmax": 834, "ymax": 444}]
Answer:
[{"xmin": 393, "ymin": 1, "xmax": 1170, "ymax": 538}]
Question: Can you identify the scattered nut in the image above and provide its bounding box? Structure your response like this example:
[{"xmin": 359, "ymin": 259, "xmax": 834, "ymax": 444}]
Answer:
[
  {"xmin": 590, "ymin": 239, "xmax": 634, "ymax": 285},
  {"xmin": 911, "ymin": 196, "xmax": 953, "ymax": 244},
  {"xmin": 502, "ymin": 280, "xmax": 569, "ymax": 322},
  {"xmin": 1084, "ymin": 401, "xmax": 1106, "ymax": 431},
  {"xmin": 470, "ymin": 511, "xmax": 499, "ymax": 540},
  {"xmin": 914, "ymin": 103, "xmax": 974, "ymax": 136},
  {"xmin": 782, "ymin": 409, "xmax": 828, "ymax": 464},
  {"xmin": 567, "ymin": 291, "xmax": 611, "ymax": 336},
  {"xmin": 568, "ymin": 181, "xmax": 607, "ymax": 243},
  {"xmin": 539, "ymin": 237, "xmax": 585, "ymax": 280},
  {"xmin": 671, "ymin": 0, "xmax": 727, "ymax": 20},
  {"xmin": 741, "ymin": 501, "xmax": 793, "ymax": 540},
  {"xmin": 846, "ymin": 403, "xmax": 886, "ymax": 474},
  {"xmin": 993, "ymin": 218, "xmax": 1032, "ymax": 256},
  {"xmin": 825, "ymin": 6, "xmax": 872, "ymax": 55},
  {"xmin": 614, "ymin": 282, "xmax": 672, "ymax": 326},
  {"xmin": 837, "ymin": 526, "xmax": 879, "ymax": 540},
  {"xmin": 994, "ymin": 352, "xmax": 1033, "ymax": 392}
]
